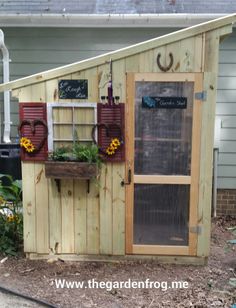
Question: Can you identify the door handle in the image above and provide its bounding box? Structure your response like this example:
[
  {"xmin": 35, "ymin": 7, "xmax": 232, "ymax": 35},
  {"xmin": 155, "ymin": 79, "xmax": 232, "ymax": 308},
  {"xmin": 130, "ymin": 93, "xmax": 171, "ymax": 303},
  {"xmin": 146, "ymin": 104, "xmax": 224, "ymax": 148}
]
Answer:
[{"xmin": 121, "ymin": 168, "xmax": 132, "ymax": 186}]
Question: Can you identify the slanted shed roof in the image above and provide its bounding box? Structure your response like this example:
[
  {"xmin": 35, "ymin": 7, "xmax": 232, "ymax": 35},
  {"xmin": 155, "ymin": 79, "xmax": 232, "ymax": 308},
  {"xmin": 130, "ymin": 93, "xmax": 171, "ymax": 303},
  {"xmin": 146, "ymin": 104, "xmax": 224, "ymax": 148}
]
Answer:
[
  {"xmin": 0, "ymin": 0, "xmax": 236, "ymax": 14},
  {"xmin": 0, "ymin": 14, "xmax": 235, "ymax": 93}
]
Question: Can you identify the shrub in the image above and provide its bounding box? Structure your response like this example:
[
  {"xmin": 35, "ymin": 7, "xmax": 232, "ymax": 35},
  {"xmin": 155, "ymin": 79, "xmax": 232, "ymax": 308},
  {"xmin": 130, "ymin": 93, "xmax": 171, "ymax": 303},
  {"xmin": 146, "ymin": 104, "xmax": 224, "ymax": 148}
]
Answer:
[{"xmin": 0, "ymin": 174, "xmax": 23, "ymax": 256}]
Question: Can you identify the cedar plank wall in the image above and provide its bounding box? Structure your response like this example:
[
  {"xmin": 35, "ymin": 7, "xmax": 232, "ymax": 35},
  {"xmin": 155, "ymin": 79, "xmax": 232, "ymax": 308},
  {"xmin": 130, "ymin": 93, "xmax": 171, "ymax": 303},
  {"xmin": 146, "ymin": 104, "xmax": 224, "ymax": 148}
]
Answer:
[{"xmin": 14, "ymin": 27, "xmax": 227, "ymax": 257}]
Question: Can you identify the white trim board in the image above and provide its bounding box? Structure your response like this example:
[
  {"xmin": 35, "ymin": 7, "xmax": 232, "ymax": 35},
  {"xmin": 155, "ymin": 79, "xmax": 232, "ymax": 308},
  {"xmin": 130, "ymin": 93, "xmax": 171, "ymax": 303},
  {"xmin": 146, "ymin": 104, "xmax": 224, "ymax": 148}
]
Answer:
[{"xmin": 0, "ymin": 13, "xmax": 230, "ymax": 28}]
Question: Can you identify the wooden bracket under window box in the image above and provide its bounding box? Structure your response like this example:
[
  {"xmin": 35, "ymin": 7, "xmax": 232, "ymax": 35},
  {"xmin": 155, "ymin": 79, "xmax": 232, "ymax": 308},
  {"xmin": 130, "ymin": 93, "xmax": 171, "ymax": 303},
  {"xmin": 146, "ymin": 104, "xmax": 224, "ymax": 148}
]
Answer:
[{"xmin": 45, "ymin": 161, "xmax": 99, "ymax": 193}]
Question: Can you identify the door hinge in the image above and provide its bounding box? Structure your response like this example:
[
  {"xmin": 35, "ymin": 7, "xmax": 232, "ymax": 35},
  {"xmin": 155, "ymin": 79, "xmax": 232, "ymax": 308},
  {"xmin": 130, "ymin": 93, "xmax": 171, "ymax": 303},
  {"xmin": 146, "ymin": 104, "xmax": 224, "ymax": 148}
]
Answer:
[
  {"xmin": 195, "ymin": 91, "xmax": 207, "ymax": 101},
  {"xmin": 190, "ymin": 225, "xmax": 202, "ymax": 234}
]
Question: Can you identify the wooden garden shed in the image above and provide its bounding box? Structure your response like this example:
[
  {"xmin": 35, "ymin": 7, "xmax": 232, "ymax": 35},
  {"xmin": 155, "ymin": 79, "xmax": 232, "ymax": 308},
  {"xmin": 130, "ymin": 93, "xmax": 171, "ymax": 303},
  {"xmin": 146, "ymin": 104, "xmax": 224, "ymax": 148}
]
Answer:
[{"xmin": 0, "ymin": 14, "xmax": 235, "ymax": 264}]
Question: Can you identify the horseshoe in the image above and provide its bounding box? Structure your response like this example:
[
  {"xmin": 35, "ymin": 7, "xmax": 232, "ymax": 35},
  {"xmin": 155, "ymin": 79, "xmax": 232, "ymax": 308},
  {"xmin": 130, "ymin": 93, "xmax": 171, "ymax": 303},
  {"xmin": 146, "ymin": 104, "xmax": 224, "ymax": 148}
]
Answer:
[
  {"xmin": 18, "ymin": 119, "xmax": 48, "ymax": 153},
  {"xmin": 156, "ymin": 52, "xmax": 174, "ymax": 72}
]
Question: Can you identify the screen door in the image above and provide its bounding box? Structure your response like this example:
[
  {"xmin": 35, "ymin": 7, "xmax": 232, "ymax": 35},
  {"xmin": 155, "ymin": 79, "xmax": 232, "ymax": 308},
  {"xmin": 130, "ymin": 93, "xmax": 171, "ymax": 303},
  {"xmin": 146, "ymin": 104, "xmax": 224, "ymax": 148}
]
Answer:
[{"xmin": 126, "ymin": 73, "xmax": 203, "ymax": 256}]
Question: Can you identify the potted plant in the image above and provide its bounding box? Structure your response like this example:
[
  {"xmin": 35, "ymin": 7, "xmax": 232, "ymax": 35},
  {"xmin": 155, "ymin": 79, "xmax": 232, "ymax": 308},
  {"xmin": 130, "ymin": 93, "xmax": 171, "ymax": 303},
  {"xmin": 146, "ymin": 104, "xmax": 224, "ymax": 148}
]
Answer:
[{"xmin": 45, "ymin": 143, "xmax": 101, "ymax": 180}]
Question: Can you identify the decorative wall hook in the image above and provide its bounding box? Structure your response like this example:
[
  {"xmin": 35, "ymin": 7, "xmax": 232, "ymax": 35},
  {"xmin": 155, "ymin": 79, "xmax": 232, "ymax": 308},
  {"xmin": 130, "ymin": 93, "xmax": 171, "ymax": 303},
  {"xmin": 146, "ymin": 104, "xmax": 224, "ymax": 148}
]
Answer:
[{"xmin": 156, "ymin": 52, "xmax": 174, "ymax": 72}]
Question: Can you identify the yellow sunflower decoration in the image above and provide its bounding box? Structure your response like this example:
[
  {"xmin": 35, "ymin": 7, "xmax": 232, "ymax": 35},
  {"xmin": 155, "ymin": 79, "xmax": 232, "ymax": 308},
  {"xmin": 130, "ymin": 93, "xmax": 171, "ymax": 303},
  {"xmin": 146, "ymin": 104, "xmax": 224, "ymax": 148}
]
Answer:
[
  {"xmin": 26, "ymin": 143, "xmax": 35, "ymax": 153},
  {"xmin": 106, "ymin": 138, "xmax": 121, "ymax": 155},
  {"xmin": 20, "ymin": 137, "xmax": 36, "ymax": 153},
  {"xmin": 111, "ymin": 138, "xmax": 121, "ymax": 148},
  {"xmin": 106, "ymin": 147, "xmax": 115, "ymax": 155},
  {"xmin": 7, "ymin": 214, "xmax": 19, "ymax": 223},
  {"xmin": 7, "ymin": 214, "xmax": 14, "ymax": 222},
  {"xmin": 20, "ymin": 137, "xmax": 30, "ymax": 147}
]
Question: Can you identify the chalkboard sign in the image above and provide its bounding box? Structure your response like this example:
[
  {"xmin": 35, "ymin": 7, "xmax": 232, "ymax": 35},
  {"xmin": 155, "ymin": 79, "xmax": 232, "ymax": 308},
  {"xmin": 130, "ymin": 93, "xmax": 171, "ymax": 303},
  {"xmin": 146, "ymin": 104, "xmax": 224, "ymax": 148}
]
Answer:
[
  {"xmin": 58, "ymin": 80, "xmax": 88, "ymax": 99},
  {"xmin": 142, "ymin": 96, "xmax": 187, "ymax": 109}
]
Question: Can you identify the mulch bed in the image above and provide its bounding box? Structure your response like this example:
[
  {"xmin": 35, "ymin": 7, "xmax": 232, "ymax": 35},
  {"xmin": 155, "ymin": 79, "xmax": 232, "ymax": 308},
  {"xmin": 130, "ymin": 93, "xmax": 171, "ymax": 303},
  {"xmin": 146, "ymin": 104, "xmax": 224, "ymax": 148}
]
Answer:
[{"xmin": 0, "ymin": 216, "xmax": 235, "ymax": 308}]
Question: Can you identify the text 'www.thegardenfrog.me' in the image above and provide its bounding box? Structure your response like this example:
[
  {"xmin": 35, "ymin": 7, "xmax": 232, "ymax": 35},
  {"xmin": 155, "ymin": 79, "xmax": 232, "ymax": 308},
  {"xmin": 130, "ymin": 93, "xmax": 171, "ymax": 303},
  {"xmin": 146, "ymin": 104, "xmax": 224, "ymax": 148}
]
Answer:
[{"xmin": 52, "ymin": 278, "xmax": 189, "ymax": 291}]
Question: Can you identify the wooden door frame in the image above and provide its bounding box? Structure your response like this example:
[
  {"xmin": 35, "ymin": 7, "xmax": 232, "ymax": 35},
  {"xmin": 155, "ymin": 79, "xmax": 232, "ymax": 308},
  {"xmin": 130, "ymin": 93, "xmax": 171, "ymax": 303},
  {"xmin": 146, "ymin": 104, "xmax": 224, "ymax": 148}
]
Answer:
[{"xmin": 125, "ymin": 72, "xmax": 203, "ymax": 256}]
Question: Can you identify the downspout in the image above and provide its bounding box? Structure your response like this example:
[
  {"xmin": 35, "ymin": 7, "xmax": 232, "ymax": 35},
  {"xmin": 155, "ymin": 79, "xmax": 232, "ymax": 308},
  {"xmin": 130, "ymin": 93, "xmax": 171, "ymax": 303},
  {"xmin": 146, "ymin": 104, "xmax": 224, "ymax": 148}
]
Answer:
[
  {"xmin": 0, "ymin": 29, "xmax": 11, "ymax": 143},
  {"xmin": 213, "ymin": 148, "xmax": 219, "ymax": 217},
  {"xmin": 213, "ymin": 118, "xmax": 221, "ymax": 217}
]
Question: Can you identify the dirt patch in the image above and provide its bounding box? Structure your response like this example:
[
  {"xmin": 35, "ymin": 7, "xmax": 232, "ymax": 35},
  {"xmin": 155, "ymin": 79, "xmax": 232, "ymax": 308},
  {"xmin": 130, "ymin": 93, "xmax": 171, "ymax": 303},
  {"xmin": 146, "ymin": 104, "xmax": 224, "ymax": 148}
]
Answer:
[{"xmin": 0, "ymin": 217, "xmax": 235, "ymax": 308}]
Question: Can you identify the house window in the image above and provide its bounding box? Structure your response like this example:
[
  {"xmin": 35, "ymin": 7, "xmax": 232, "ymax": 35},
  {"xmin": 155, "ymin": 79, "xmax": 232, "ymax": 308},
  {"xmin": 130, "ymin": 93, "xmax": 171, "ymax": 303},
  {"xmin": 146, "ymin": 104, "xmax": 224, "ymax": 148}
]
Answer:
[{"xmin": 47, "ymin": 102, "xmax": 97, "ymax": 151}]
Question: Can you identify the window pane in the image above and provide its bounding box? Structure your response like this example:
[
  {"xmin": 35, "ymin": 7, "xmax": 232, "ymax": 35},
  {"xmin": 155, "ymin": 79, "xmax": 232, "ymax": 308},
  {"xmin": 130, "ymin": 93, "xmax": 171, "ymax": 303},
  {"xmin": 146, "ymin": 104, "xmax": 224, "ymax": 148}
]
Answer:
[
  {"xmin": 52, "ymin": 107, "xmax": 72, "ymax": 123},
  {"xmin": 135, "ymin": 81, "xmax": 193, "ymax": 175},
  {"xmin": 53, "ymin": 125, "xmax": 72, "ymax": 139},
  {"xmin": 73, "ymin": 107, "xmax": 95, "ymax": 124},
  {"xmin": 134, "ymin": 184, "xmax": 190, "ymax": 246}
]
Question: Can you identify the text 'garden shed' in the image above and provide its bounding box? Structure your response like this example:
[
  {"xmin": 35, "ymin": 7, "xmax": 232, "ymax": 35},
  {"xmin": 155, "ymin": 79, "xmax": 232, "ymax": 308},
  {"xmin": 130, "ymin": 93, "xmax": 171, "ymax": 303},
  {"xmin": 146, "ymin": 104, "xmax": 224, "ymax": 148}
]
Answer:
[{"xmin": 0, "ymin": 14, "xmax": 235, "ymax": 264}]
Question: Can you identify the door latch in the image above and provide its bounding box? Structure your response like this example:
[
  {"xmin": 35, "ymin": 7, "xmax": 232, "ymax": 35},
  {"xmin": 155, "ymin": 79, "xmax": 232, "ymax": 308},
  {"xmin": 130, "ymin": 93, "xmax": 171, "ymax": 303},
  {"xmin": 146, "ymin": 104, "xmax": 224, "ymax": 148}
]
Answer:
[{"xmin": 121, "ymin": 168, "xmax": 132, "ymax": 186}]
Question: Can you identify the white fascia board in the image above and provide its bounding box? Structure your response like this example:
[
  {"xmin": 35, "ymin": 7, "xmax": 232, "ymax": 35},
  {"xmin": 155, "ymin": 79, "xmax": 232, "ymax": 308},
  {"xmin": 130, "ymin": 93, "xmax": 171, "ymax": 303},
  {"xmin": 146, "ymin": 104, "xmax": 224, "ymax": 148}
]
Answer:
[{"xmin": 0, "ymin": 13, "xmax": 230, "ymax": 28}]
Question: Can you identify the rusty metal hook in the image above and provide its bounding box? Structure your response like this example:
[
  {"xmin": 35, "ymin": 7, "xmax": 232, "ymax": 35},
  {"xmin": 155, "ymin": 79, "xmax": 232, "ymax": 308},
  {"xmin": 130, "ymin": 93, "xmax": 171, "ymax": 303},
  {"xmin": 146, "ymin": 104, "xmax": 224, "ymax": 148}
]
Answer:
[{"xmin": 156, "ymin": 52, "xmax": 174, "ymax": 72}]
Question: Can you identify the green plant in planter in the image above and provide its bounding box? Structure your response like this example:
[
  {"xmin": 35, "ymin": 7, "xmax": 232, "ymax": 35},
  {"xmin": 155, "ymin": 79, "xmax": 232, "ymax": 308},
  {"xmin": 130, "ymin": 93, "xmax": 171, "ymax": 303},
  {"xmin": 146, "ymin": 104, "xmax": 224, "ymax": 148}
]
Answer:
[
  {"xmin": 49, "ymin": 143, "xmax": 102, "ymax": 167},
  {"xmin": 0, "ymin": 174, "xmax": 23, "ymax": 256},
  {"xmin": 49, "ymin": 145, "xmax": 76, "ymax": 161},
  {"xmin": 73, "ymin": 143, "xmax": 101, "ymax": 164}
]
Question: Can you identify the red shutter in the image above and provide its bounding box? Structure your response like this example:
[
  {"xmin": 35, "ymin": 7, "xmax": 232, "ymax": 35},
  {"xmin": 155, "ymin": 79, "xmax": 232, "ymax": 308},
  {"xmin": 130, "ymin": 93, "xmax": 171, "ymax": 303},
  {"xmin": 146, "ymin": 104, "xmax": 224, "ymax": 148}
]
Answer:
[
  {"xmin": 19, "ymin": 103, "xmax": 48, "ymax": 161},
  {"xmin": 97, "ymin": 103, "xmax": 125, "ymax": 162}
]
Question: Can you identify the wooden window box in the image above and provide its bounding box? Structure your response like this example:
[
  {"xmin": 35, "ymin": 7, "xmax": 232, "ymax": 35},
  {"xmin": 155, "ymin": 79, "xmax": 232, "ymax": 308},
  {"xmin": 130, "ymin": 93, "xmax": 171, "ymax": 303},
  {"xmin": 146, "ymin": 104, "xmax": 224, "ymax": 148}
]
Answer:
[
  {"xmin": 45, "ymin": 161, "xmax": 98, "ymax": 180},
  {"xmin": 45, "ymin": 161, "xmax": 99, "ymax": 193}
]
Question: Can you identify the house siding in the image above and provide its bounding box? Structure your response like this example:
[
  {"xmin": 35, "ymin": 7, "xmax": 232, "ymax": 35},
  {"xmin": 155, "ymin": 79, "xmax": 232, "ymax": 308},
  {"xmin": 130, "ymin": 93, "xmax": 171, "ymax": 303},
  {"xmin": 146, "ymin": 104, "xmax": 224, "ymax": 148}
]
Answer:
[
  {"xmin": 0, "ymin": 27, "xmax": 172, "ymax": 140},
  {"xmin": 217, "ymin": 29, "xmax": 236, "ymax": 189},
  {"xmin": 0, "ymin": 26, "xmax": 235, "ymax": 192}
]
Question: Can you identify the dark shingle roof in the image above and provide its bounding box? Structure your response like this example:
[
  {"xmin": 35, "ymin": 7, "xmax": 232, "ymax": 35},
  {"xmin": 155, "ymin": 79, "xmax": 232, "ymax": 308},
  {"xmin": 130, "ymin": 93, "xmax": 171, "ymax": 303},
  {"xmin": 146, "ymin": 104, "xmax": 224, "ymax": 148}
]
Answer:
[{"xmin": 0, "ymin": 0, "xmax": 236, "ymax": 14}]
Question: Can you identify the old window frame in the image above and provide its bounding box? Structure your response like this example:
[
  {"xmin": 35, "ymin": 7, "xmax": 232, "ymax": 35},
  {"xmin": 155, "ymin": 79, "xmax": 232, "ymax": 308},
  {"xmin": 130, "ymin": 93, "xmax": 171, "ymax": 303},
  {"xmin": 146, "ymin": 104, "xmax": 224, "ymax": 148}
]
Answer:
[{"xmin": 47, "ymin": 102, "xmax": 97, "ymax": 151}]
